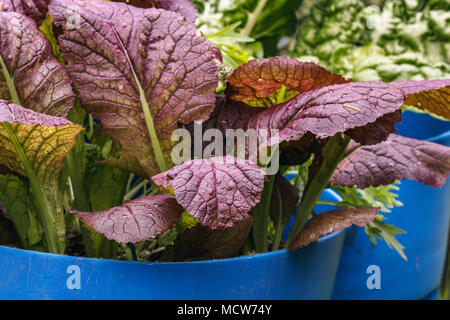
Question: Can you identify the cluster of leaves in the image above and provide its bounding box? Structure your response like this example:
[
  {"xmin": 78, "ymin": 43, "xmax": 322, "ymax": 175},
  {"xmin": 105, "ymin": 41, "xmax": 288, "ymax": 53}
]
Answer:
[
  {"xmin": 0, "ymin": 0, "xmax": 449, "ymax": 263},
  {"xmin": 294, "ymin": 0, "xmax": 450, "ymax": 82}
]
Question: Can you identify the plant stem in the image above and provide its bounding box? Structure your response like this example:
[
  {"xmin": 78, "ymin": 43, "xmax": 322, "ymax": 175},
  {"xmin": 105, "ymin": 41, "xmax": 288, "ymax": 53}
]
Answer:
[
  {"xmin": 2, "ymin": 123, "xmax": 62, "ymax": 253},
  {"xmin": 122, "ymin": 180, "xmax": 148, "ymax": 203},
  {"xmin": 272, "ymin": 187, "xmax": 284, "ymax": 251},
  {"xmin": 65, "ymin": 151, "xmax": 90, "ymax": 212},
  {"xmin": 108, "ymin": 22, "xmax": 168, "ymax": 173},
  {"xmin": 285, "ymin": 135, "xmax": 350, "ymax": 248},
  {"xmin": 252, "ymin": 174, "xmax": 276, "ymax": 253},
  {"xmin": 127, "ymin": 243, "xmax": 138, "ymax": 261},
  {"xmin": 241, "ymin": 0, "xmax": 269, "ymax": 37}
]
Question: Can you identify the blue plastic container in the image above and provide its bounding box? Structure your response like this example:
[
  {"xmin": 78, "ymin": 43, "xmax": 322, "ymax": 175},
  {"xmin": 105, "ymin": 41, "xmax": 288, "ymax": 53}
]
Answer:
[
  {"xmin": 0, "ymin": 190, "xmax": 345, "ymax": 300},
  {"xmin": 331, "ymin": 111, "xmax": 450, "ymax": 300}
]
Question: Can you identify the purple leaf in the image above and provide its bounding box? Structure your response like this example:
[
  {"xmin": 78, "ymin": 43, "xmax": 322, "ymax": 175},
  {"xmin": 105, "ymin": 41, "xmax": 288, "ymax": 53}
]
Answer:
[
  {"xmin": 49, "ymin": 0, "xmax": 218, "ymax": 178},
  {"xmin": 152, "ymin": 156, "xmax": 266, "ymax": 229},
  {"xmin": 159, "ymin": 216, "xmax": 253, "ymax": 262},
  {"xmin": 200, "ymin": 96, "xmax": 261, "ymax": 133},
  {"xmin": 0, "ymin": 100, "xmax": 72, "ymax": 126},
  {"xmin": 0, "ymin": 0, "xmax": 49, "ymax": 25},
  {"xmin": 71, "ymin": 195, "xmax": 183, "ymax": 244},
  {"xmin": 270, "ymin": 174, "xmax": 300, "ymax": 226},
  {"xmin": 226, "ymin": 57, "xmax": 350, "ymax": 102},
  {"xmin": 331, "ymin": 134, "xmax": 450, "ymax": 189},
  {"xmin": 0, "ymin": 12, "xmax": 74, "ymax": 117},
  {"xmin": 289, "ymin": 207, "xmax": 378, "ymax": 250},
  {"xmin": 112, "ymin": 0, "xmax": 197, "ymax": 24},
  {"xmin": 391, "ymin": 79, "xmax": 450, "ymax": 120},
  {"xmin": 247, "ymin": 81, "xmax": 405, "ymax": 146}
]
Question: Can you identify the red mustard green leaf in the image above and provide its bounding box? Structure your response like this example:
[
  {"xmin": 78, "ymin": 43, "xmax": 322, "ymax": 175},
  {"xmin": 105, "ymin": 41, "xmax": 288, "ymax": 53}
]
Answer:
[
  {"xmin": 159, "ymin": 216, "xmax": 253, "ymax": 262},
  {"xmin": 225, "ymin": 57, "xmax": 350, "ymax": 102},
  {"xmin": 112, "ymin": 0, "xmax": 197, "ymax": 24},
  {"xmin": 289, "ymin": 207, "xmax": 378, "ymax": 250},
  {"xmin": 247, "ymin": 81, "xmax": 405, "ymax": 146},
  {"xmin": 200, "ymin": 96, "xmax": 261, "ymax": 133},
  {"xmin": 346, "ymin": 110, "xmax": 402, "ymax": 145},
  {"xmin": 0, "ymin": 12, "xmax": 74, "ymax": 117},
  {"xmin": 152, "ymin": 156, "xmax": 266, "ymax": 229},
  {"xmin": 391, "ymin": 80, "xmax": 450, "ymax": 120},
  {"xmin": 0, "ymin": 0, "xmax": 49, "ymax": 25},
  {"xmin": 71, "ymin": 194, "xmax": 183, "ymax": 244},
  {"xmin": 331, "ymin": 134, "xmax": 450, "ymax": 189},
  {"xmin": 49, "ymin": 0, "xmax": 218, "ymax": 178}
]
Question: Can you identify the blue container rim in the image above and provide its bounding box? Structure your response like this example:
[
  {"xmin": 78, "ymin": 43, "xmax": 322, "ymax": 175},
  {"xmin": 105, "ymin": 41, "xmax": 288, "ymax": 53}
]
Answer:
[
  {"xmin": 0, "ymin": 228, "xmax": 345, "ymax": 267},
  {"xmin": 0, "ymin": 190, "xmax": 345, "ymax": 267}
]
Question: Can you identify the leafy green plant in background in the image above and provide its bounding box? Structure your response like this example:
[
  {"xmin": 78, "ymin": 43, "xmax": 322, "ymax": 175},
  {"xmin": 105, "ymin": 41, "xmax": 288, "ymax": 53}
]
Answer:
[{"xmin": 294, "ymin": 0, "xmax": 450, "ymax": 82}]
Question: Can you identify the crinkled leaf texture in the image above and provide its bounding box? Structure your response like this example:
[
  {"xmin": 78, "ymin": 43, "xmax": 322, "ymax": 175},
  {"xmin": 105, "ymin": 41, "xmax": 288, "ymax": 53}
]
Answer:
[
  {"xmin": 331, "ymin": 134, "xmax": 450, "ymax": 189},
  {"xmin": 113, "ymin": 0, "xmax": 197, "ymax": 24},
  {"xmin": 0, "ymin": 12, "xmax": 74, "ymax": 117},
  {"xmin": 0, "ymin": 100, "xmax": 82, "ymax": 251},
  {"xmin": 247, "ymin": 81, "xmax": 405, "ymax": 146},
  {"xmin": 226, "ymin": 57, "xmax": 350, "ymax": 102},
  {"xmin": 0, "ymin": 0, "xmax": 49, "ymax": 25},
  {"xmin": 199, "ymin": 96, "xmax": 261, "ymax": 133},
  {"xmin": 71, "ymin": 195, "xmax": 183, "ymax": 244},
  {"xmin": 392, "ymin": 80, "xmax": 450, "ymax": 120},
  {"xmin": 289, "ymin": 207, "xmax": 378, "ymax": 250},
  {"xmin": 0, "ymin": 100, "xmax": 83, "ymax": 180},
  {"xmin": 159, "ymin": 216, "xmax": 253, "ymax": 262},
  {"xmin": 152, "ymin": 156, "xmax": 266, "ymax": 229},
  {"xmin": 49, "ymin": 0, "xmax": 218, "ymax": 178}
]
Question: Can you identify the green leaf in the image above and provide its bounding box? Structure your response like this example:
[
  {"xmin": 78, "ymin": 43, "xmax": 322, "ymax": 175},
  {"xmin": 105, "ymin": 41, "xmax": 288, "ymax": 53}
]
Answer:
[
  {"xmin": 332, "ymin": 182, "xmax": 403, "ymax": 213},
  {"xmin": 366, "ymin": 217, "xmax": 407, "ymax": 261},
  {"xmin": 332, "ymin": 182, "xmax": 406, "ymax": 259},
  {"xmin": 0, "ymin": 174, "xmax": 30, "ymax": 248}
]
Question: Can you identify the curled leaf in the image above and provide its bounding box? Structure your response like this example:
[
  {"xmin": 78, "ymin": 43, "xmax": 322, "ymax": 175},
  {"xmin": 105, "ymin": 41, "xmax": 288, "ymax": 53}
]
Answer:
[
  {"xmin": 112, "ymin": 0, "xmax": 197, "ymax": 24},
  {"xmin": 248, "ymin": 81, "xmax": 405, "ymax": 146},
  {"xmin": 0, "ymin": 100, "xmax": 83, "ymax": 252},
  {"xmin": 0, "ymin": 100, "xmax": 82, "ymax": 179},
  {"xmin": 152, "ymin": 156, "xmax": 266, "ymax": 229},
  {"xmin": 331, "ymin": 134, "xmax": 450, "ymax": 189},
  {"xmin": 225, "ymin": 57, "xmax": 350, "ymax": 102},
  {"xmin": 0, "ymin": 0, "xmax": 49, "ymax": 25},
  {"xmin": 0, "ymin": 12, "xmax": 74, "ymax": 117},
  {"xmin": 392, "ymin": 80, "xmax": 450, "ymax": 120},
  {"xmin": 71, "ymin": 195, "xmax": 183, "ymax": 244},
  {"xmin": 289, "ymin": 207, "xmax": 378, "ymax": 250},
  {"xmin": 49, "ymin": 0, "xmax": 218, "ymax": 178}
]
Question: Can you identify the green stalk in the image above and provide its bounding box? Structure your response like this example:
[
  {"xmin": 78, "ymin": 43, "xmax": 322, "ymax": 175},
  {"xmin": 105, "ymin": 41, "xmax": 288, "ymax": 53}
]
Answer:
[
  {"xmin": 241, "ymin": 0, "xmax": 269, "ymax": 37},
  {"xmin": 0, "ymin": 55, "xmax": 20, "ymax": 105},
  {"xmin": 285, "ymin": 135, "xmax": 350, "ymax": 248},
  {"xmin": 2, "ymin": 123, "xmax": 63, "ymax": 253},
  {"xmin": 272, "ymin": 187, "xmax": 284, "ymax": 251},
  {"xmin": 123, "ymin": 180, "xmax": 148, "ymax": 203},
  {"xmin": 252, "ymin": 174, "xmax": 276, "ymax": 253},
  {"xmin": 65, "ymin": 151, "xmax": 90, "ymax": 212}
]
